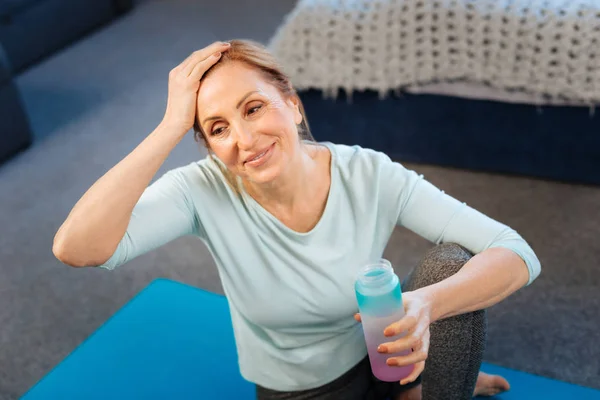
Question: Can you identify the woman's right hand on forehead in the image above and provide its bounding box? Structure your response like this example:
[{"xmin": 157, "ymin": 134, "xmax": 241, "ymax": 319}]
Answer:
[{"xmin": 161, "ymin": 41, "xmax": 231, "ymax": 135}]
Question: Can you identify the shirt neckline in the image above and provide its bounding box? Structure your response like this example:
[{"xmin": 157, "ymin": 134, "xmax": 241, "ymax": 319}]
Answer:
[{"xmin": 239, "ymin": 141, "xmax": 338, "ymax": 237}]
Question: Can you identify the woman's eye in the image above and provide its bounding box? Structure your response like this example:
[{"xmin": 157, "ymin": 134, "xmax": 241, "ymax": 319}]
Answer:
[
  {"xmin": 248, "ymin": 105, "xmax": 262, "ymax": 115},
  {"xmin": 211, "ymin": 126, "xmax": 225, "ymax": 136}
]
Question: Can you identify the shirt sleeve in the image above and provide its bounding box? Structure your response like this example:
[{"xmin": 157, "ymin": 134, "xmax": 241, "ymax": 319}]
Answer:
[
  {"xmin": 96, "ymin": 169, "xmax": 202, "ymax": 271},
  {"xmin": 385, "ymin": 158, "xmax": 541, "ymax": 286}
]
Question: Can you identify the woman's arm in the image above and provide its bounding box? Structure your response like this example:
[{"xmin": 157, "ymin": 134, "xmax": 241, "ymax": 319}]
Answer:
[
  {"xmin": 416, "ymin": 246, "xmax": 529, "ymax": 322},
  {"xmin": 91, "ymin": 167, "xmax": 202, "ymax": 270},
  {"xmin": 53, "ymin": 42, "xmax": 228, "ymax": 267},
  {"xmin": 391, "ymin": 164, "xmax": 541, "ymax": 322},
  {"xmin": 53, "ymin": 123, "xmax": 187, "ymax": 267}
]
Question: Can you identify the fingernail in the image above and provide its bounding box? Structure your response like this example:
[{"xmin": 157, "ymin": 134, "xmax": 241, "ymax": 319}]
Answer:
[
  {"xmin": 222, "ymin": 42, "xmax": 231, "ymax": 46},
  {"xmin": 387, "ymin": 358, "xmax": 398, "ymax": 366},
  {"xmin": 214, "ymin": 52, "xmax": 222, "ymax": 58},
  {"xmin": 377, "ymin": 345, "xmax": 388, "ymax": 353}
]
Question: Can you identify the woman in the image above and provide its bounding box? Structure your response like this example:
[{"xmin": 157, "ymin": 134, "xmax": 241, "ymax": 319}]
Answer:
[{"xmin": 53, "ymin": 40, "xmax": 540, "ymax": 400}]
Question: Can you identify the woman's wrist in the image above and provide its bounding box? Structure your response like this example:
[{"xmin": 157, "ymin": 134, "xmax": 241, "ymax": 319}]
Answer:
[
  {"xmin": 157, "ymin": 118, "xmax": 191, "ymax": 139},
  {"xmin": 411, "ymin": 286, "xmax": 441, "ymax": 323}
]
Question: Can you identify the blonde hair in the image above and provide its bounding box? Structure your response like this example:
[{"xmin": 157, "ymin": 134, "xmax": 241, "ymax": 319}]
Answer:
[{"xmin": 193, "ymin": 39, "xmax": 314, "ymax": 194}]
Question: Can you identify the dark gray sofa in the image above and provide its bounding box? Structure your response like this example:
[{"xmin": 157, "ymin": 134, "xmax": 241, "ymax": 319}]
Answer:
[
  {"xmin": 0, "ymin": 0, "xmax": 132, "ymax": 74},
  {"xmin": 0, "ymin": 0, "xmax": 133, "ymax": 165},
  {"xmin": 0, "ymin": 41, "xmax": 31, "ymax": 164}
]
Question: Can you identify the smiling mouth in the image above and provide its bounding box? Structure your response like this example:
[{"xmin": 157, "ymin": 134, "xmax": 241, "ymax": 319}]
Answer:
[{"xmin": 244, "ymin": 144, "xmax": 273, "ymax": 164}]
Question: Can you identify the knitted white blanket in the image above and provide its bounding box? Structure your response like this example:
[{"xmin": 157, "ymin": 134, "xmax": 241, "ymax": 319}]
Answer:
[{"xmin": 268, "ymin": 0, "xmax": 600, "ymax": 106}]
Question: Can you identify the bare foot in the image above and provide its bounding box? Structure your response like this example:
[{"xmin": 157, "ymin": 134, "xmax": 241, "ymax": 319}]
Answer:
[{"xmin": 473, "ymin": 371, "xmax": 510, "ymax": 397}]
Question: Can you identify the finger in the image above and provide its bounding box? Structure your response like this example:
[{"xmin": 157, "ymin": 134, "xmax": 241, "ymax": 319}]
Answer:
[
  {"xmin": 378, "ymin": 334, "xmax": 421, "ymax": 354},
  {"xmin": 383, "ymin": 315, "xmax": 417, "ymax": 337},
  {"xmin": 386, "ymin": 347, "xmax": 428, "ymax": 367},
  {"xmin": 400, "ymin": 361, "xmax": 425, "ymax": 386},
  {"xmin": 180, "ymin": 41, "xmax": 230, "ymax": 72},
  {"xmin": 379, "ymin": 323, "xmax": 428, "ymax": 353},
  {"xmin": 390, "ymin": 329, "xmax": 430, "ymax": 354},
  {"xmin": 188, "ymin": 51, "xmax": 222, "ymax": 79},
  {"xmin": 354, "ymin": 313, "xmax": 362, "ymax": 322},
  {"xmin": 183, "ymin": 47, "xmax": 228, "ymax": 77},
  {"xmin": 182, "ymin": 41, "xmax": 229, "ymax": 66}
]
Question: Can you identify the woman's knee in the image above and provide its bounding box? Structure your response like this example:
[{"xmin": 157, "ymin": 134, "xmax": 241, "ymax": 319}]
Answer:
[{"xmin": 403, "ymin": 243, "xmax": 473, "ymax": 291}]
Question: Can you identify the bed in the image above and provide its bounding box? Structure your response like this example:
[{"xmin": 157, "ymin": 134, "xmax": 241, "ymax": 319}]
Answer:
[{"xmin": 268, "ymin": 0, "xmax": 600, "ymax": 185}]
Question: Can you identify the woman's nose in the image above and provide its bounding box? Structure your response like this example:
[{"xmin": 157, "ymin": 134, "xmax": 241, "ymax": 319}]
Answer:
[{"xmin": 235, "ymin": 125, "xmax": 258, "ymax": 150}]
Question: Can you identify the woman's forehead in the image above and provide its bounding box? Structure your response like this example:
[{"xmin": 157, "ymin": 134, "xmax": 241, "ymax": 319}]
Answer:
[
  {"xmin": 198, "ymin": 63, "xmax": 277, "ymax": 109},
  {"xmin": 202, "ymin": 63, "xmax": 269, "ymax": 93}
]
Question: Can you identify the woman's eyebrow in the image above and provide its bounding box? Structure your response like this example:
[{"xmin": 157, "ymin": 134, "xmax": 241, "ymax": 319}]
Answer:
[
  {"xmin": 202, "ymin": 90, "xmax": 260, "ymax": 126},
  {"xmin": 236, "ymin": 90, "xmax": 259, "ymax": 109}
]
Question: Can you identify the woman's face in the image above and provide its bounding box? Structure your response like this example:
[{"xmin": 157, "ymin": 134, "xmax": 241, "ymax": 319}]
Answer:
[{"xmin": 196, "ymin": 62, "xmax": 303, "ymax": 185}]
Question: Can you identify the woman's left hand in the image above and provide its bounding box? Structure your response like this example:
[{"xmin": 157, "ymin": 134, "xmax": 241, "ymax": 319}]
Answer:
[{"xmin": 354, "ymin": 290, "xmax": 433, "ymax": 385}]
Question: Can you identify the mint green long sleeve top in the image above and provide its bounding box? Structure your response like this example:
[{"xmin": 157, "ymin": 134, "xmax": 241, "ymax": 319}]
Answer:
[{"xmin": 98, "ymin": 142, "xmax": 541, "ymax": 391}]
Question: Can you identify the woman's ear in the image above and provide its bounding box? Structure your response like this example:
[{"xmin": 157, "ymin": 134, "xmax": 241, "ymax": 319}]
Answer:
[{"xmin": 287, "ymin": 95, "xmax": 303, "ymax": 125}]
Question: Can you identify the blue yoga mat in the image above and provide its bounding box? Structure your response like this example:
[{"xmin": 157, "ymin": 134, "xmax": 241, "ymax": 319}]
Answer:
[
  {"xmin": 22, "ymin": 278, "xmax": 255, "ymax": 400},
  {"xmin": 22, "ymin": 278, "xmax": 600, "ymax": 399},
  {"xmin": 476, "ymin": 363, "xmax": 600, "ymax": 399}
]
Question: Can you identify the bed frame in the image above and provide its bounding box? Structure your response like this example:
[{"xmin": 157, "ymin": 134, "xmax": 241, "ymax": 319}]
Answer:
[{"xmin": 299, "ymin": 89, "xmax": 600, "ymax": 186}]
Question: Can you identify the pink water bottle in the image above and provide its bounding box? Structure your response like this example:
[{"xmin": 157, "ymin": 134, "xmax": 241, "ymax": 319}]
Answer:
[{"xmin": 355, "ymin": 259, "xmax": 414, "ymax": 382}]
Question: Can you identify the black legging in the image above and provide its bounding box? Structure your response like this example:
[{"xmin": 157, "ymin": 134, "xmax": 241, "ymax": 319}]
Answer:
[
  {"xmin": 257, "ymin": 243, "xmax": 486, "ymax": 400},
  {"xmin": 404, "ymin": 243, "xmax": 486, "ymax": 399}
]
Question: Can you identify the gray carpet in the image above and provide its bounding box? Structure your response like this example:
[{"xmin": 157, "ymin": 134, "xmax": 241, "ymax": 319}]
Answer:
[{"xmin": 1, "ymin": 0, "xmax": 599, "ymax": 398}]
